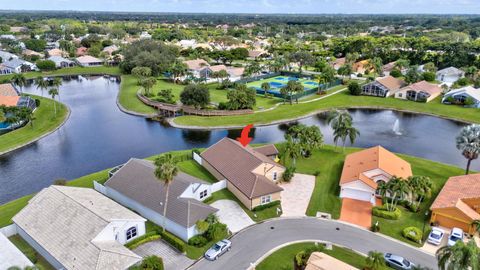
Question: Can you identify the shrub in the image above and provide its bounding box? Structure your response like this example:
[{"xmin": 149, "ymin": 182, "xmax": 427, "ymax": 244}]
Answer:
[
  {"xmin": 36, "ymin": 60, "xmax": 56, "ymax": 71},
  {"xmin": 371, "ymin": 221, "xmax": 380, "ymax": 232},
  {"xmin": 180, "ymin": 84, "xmax": 210, "ymax": 109},
  {"xmin": 34, "ymin": 99, "xmax": 40, "ymax": 107},
  {"xmin": 206, "ymin": 223, "xmax": 228, "ymax": 242},
  {"xmin": 422, "ymin": 72, "xmax": 436, "ymax": 82},
  {"xmin": 125, "ymin": 232, "xmax": 161, "ymax": 249},
  {"xmin": 137, "ymin": 255, "xmax": 164, "ymax": 270},
  {"xmin": 406, "ymin": 202, "xmax": 419, "ymax": 213},
  {"xmin": 155, "ymin": 89, "xmax": 175, "ymax": 104},
  {"xmin": 53, "ymin": 179, "xmax": 67, "ymax": 185},
  {"xmin": 282, "ymin": 167, "xmax": 296, "ymax": 182},
  {"xmin": 252, "ymin": 200, "xmax": 281, "ymax": 212},
  {"xmin": 402, "ymin": 226, "xmax": 423, "ymax": 243},
  {"xmin": 188, "ymin": 235, "xmax": 208, "ymax": 247},
  {"xmin": 348, "ymin": 81, "xmax": 362, "ymax": 96},
  {"xmin": 390, "ymin": 69, "xmax": 402, "ymax": 78},
  {"xmin": 218, "ymin": 102, "xmax": 228, "ymax": 110},
  {"xmin": 372, "ymin": 206, "xmax": 402, "ymax": 220},
  {"xmin": 159, "ymin": 230, "xmax": 186, "ymax": 253}
]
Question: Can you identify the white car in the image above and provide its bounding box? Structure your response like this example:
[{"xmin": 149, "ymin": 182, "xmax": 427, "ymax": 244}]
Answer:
[
  {"xmin": 384, "ymin": 253, "xmax": 415, "ymax": 270},
  {"xmin": 204, "ymin": 239, "xmax": 232, "ymax": 261},
  {"xmin": 447, "ymin": 227, "xmax": 464, "ymax": 247},
  {"xmin": 427, "ymin": 227, "xmax": 445, "ymax": 245}
]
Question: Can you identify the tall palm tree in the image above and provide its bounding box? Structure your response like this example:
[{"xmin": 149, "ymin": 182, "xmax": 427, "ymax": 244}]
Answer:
[
  {"xmin": 154, "ymin": 154, "xmax": 178, "ymax": 232},
  {"xmin": 11, "ymin": 73, "xmax": 27, "ymax": 93},
  {"xmin": 436, "ymin": 239, "xmax": 480, "ymax": 270},
  {"xmin": 365, "ymin": 251, "xmax": 386, "ymax": 270},
  {"xmin": 261, "ymin": 82, "xmax": 270, "ymax": 97},
  {"xmin": 389, "ymin": 177, "xmax": 410, "ymax": 211},
  {"xmin": 283, "ymin": 135, "xmax": 302, "ymax": 167},
  {"xmin": 34, "ymin": 76, "xmax": 49, "ymax": 97},
  {"xmin": 456, "ymin": 124, "xmax": 480, "ymax": 174},
  {"xmin": 339, "ymin": 124, "xmax": 360, "ymax": 152},
  {"xmin": 48, "ymin": 88, "xmax": 59, "ymax": 116},
  {"xmin": 407, "ymin": 176, "xmax": 433, "ymax": 208},
  {"xmin": 327, "ymin": 110, "xmax": 353, "ymax": 149}
]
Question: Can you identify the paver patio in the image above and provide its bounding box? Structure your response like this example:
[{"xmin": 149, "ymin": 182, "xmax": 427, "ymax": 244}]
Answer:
[
  {"xmin": 133, "ymin": 240, "xmax": 193, "ymax": 270},
  {"xmin": 211, "ymin": 199, "xmax": 255, "ymax": 233},
  {"xmin": 339, "ymin": 198, "xmax": 373, "ymax": 228},
  {"xmin": 279, "ymin": 173, "xmax": 316, "ymax": 217}
]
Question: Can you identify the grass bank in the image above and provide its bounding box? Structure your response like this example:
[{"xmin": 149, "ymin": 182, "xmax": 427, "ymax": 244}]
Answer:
[
  {"xmin": 173, "ymin": 91, "xmax": 480, "ymax": 127},
  {"xmin": 0, "ymin": 66, "xmax": 120, "ymax": 81},
  {"xmin": 256, "ymin": 242, "xmax": 374, "ymax": 270},
  {"xmin": 0, "ymin": 95, "xmax": 68, "ymax": 154}
]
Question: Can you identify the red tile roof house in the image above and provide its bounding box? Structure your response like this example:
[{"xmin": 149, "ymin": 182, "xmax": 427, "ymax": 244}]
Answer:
[
  {"xmin": 199, "ymin": 138, "xmax": 284, "ymax": 210},
  {"xmin": 394, "ymin": 80, "xmax": 442, "ymax": 103}
]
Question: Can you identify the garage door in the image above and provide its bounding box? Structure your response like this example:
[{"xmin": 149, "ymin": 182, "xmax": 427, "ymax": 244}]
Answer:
[
  {"xmin": 341, "ymin": 188, "xmax": 372, "ymax": 202},
  {"xmin": 434, "ymin": 214, "xmax": 470, "ymax": 233}
]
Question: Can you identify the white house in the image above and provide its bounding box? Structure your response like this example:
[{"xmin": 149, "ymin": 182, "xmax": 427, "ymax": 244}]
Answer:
[
  {"xmin": 442, "ymin": 86, "xmax": 480, "ymax": 108},
  {"xmin": 2, "ymin": 59, "xmax": 37, "ymax": 73},
  {"xmin": 436, "ymin": 67, "xmax": 465, "ymax": 87},
  {"xmin": 339, "ymin": 146, "xmax": 412, "ymax": 205},
  {"xmin": 99, "ymin": 158, "xmax": 219, "ymax": 241},
  {"xmin": 183, "ymin": 59, "xmax": 245, "ymax": 82},
  {"xmin": 0, "ymin": 50, "xmax": 19, "ymax": 63},
  {"xmin": 76, "ymin": 55, "xmax": 103, "ymax": 67},
  {"xmin": 12, "ymin": 186, "xmax": 145, "ymax": 270},
  {"xmin": 48, "ymin": 55, "xmax": 75, "ymax": 68}
]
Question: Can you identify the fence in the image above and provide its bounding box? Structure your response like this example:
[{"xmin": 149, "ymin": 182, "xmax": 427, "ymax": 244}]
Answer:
[
  {"xmin": 94, "ymin": 181, "xmax": 107, "ymax": 195},
  {"xmin": 211, "ymin": 180, "xmax": 227, "ymax": 193}
]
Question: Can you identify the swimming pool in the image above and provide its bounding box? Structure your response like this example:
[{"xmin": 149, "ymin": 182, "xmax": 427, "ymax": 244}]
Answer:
[{"xmin": 0, "ymin": 122, "xmax": 10, "ymax": 129}]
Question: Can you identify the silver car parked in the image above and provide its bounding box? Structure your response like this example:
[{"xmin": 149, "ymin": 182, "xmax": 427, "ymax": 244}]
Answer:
[
  {"xmin": 204, "ymin": 239, "xmax": 232, "ymax": 261},
  {"xmin": 384, "ymin": 253, "xmax": 415, "ymax": 270}
]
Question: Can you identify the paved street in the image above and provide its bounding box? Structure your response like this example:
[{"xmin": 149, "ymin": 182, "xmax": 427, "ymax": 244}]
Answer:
[{"xmin": 189, "ymin": 218, "xmax": 438, "ymax": 270}]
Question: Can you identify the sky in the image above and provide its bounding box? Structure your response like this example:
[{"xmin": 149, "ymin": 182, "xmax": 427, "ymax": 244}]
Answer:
[{"xmin": 1, "ymin": 0, "xmax": 480, "ymax": 14}]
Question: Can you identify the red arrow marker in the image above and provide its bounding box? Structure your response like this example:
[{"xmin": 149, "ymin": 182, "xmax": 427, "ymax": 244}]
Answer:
[{"xmin": 237, "ymin": 124, "xmax": 253, "ymax": 147}]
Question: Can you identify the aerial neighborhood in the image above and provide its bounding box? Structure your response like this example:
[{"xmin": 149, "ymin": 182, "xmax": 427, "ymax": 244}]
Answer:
[{"xmin": 1, "ymin": 3, "xmax": 480, "ymax": 270}]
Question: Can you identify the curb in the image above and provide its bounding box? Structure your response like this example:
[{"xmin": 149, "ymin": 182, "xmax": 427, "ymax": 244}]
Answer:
[{"xmin": 0, "ymin": 102, "xmax": 71, "ymax": 157}]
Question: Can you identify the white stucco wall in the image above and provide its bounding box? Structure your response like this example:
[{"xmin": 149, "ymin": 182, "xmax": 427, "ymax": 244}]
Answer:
[
  {"xmin": 94, "ymin": 220, "xmax": 146, "ymax": 245},
  {"xmin": 0, "ymin": 231, "xmax": 34, "ymax": 270}
]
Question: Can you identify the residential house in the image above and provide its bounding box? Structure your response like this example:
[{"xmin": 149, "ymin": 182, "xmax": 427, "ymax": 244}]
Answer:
[
  {"xmin": 209, "ymin": 64, "xmax": 245, "ymax": 82},
  {"xmin": 0, "ymin": 233, "xmax": 34, "ymax": 269},
  {"xmin": 339, "ymin": 146, "xmax": 412, "ymax": 205},
  {"xmin": 22, "ymin": 49, "xmax": 44, "ymax": 58},
  {"xmin": 76, "ymin": 55, "xmax": 103, "ymax": 67},
  {"xmin": 2, "ymin": 58, "xmax": 37, "ymax": 73},
  {"xmin": 76, "ymin": 46, "xmax": 88, "ymax": 56},
  {"xmin": 430, "ymin": 173, "xmax": 480, "ymax": 235},
  {"xmin": 102, "ymin": 45, "xmax": 119, "ymax": 55},
  {"xmin": 10, "ymin": 26, "xmax": 28, "ymax": 33},
  {"xmin": 382, "ymin": 61, "xmax": 407, "ymax": 76},
  {"xmin": 45, "ymin": 41, "xmax": 60, "ymax": 50},
  {"xmin": 199, "ymin": 138, "xmax": 284, "ymax": 210},
  {"xmin": 361, "ymin": 76, "xmax": 406, "ymax": 97},
  {"xmin": 0, "ymin": 50, "xmax": 19, "ymax": 63},
  {"xmin": 306, "ymin": 252, "xmax": 359, "ymax": 270},
  {"xmin": 395, "ymin": 80, "xmax": 442, "ymax": 102},
  {"xmin": 248, "ymin": 49, "xmax": 267, "ymax": 59},
  {"xmin": 436, "ymin": 67, "xmax": 465, "ymax": 86},
  {"xmin": 12, "ymin": 186, "xmax": 145, "ymax": 270},
  {"xmin": 139, "ymin": 31, "xmax": 152, "ymax": 39},
  {"xmin": 46, "ymin": 48, "xmax": 68, "ymax": 57},
  {"xmin": 331, "ymin": 57, "xmax": 346, "ymax": 70},
  {"xmin": 184, "ymin": 58, "xmax": 210, "ymax": 79},
  {"xmin": 178, "ymin": 39, "xmax": 197, "ymax": 49},
  {"xmin": 0, "ymin": 83, "xmax": 36, "ymax": 110},
  {"xmin": 101, "ymin": 158, "xmax": 218, "ymax": 241},
  {"xmin": 352, "ymin": 60, "xmax": 373, "ymax": 74},
  {"xmin": 442, "ymin": 86, "xmax": 480, "ymax": 108},
  {"xmin": 48, "ymin": 56, "xmax": 75, "ymax": 68}
]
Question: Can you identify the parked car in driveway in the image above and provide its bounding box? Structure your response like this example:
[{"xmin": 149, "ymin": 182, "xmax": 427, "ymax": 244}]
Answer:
[
  {"xmin": 204, "ymin": 239, "xmax": 232, "ymax": 261},
  {"xmin": 384, "ymin": 253, "xmax": 415, "ymax": 270},
  {"xmin": 427, "ymin": 227, "xmax": 445, "ymax": 245},
  {"xmin": 447, "ymin": 227, "xmax": 464, "ymax": 247}
]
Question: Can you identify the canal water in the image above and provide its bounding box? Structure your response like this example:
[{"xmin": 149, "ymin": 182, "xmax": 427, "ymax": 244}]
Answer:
[{"xmin": 0, "ymin": 76, "xmax": 473, "ymax": 204}]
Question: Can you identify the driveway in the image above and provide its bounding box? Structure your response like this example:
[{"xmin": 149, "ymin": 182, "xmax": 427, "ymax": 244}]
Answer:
[
  {"xmin": 189, "ymin": 218, "xmax": 437, "ymax": 270},
  {"xmin": 133, "ymin": 240, "xmax": 193, "ymax": 270},
  {"xmin": 279, "ymin": 173, "xmax": 316, "ymax": 217},
  {"xmin": 339, "ymin": 198, "xmax": 373, "ymax": 228},
  {"xmin": 211, "ymin": 200, "xmax": 255, "ymax": 233}
]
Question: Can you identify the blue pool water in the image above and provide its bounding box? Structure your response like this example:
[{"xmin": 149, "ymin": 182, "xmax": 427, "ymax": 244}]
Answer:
[{"xmin": 0, "ymin": 122, "xmax": 10, "ymax": 129}]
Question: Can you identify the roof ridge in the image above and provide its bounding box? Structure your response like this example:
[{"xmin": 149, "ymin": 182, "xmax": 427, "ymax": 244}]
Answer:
[{"xmin": 250, "ymin": 174, "xmax": 259, "ymax": 198}]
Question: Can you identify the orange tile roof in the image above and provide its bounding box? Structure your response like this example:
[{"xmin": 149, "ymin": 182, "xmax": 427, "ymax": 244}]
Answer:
[
  {"xmin": 0, "ymin": 96, "xmax": 20, "ymax": 107},
  {"xmin": 431, "ymin": 173, "xmax": 480, "ymax": 221},
  {"xmin": 0, "ymin": 83, "xmax": 19, "ymax": 96},
  {"xmin": 400, "ymin": 80, "xmax": 442, "ymax": 96},
  {"xmin": 376, "ymin": 76, "xmax": 406, "ymax": 91},
  {"xmin": 340, "ymin": 146, "xmax": 412, "ymax": 189}
]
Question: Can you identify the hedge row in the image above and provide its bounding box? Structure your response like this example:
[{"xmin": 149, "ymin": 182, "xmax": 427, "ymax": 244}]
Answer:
[
  {"xmin": 372, "ymin": 205, "xmax": 402, "ymax": 220},
  {"xmin": 252, "ymin": 200, "xmax": 281, "ymax": 212},
  {"xmin": 402, "ymin": 226, "xmax": 423, "ymax": 243},
  {"xmin": 125, "ymin": 232, "xmax": 161, "ymax": 250},
  {"xmin": 159, "ymin": 230, "xmax": 186, "ymax": 253}
]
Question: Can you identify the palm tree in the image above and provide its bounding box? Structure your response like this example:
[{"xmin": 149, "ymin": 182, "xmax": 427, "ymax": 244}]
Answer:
[
  {"xmin": 34, "ymin": 76, "xmax": 49, "ymax": 97},
  {"xmin": 407, "ymin": 176, "xmax": 433, "ymax": 208},
  {"xmin": 473, "ymin": 220, "xmax": 480, "ymax": 235},
  {"xmin": 48, "ymin": 88, "xmax": 59, "ymax": 116},
  {"xmin": 327, "ymin": 110, "xmax": 353, "ymax": 149},
  {"xmin": 365, "ymin": 251, "xmax": 386, "ymax": 270},
  {"xmin": 11, "ymin": 73, "xmax": 27, "ymax": 93},
  {"xmin": 436, "ymin": 239, "xmax": 480, "ymax": 270},
  {"xmin": 456, "ymin": 124, "xmax": 480, "ymax": 174},
  {"xmin": 283, "ymin": 135, "xmax": 302, "ymax": 167},
  {"xmin": 261, "ymin": 82, "xmax": 270, "ymax": 97},
  {"xmin": 18, "ymin": 107, "xmax": 35, "ymax": 127},
  {"xmin": 280, "ymin": 85, "xmax": 289, "ymax": 104},
  {"xmin": 51, "ymin": 77, "xmax": 63, "ymax": 89},
  {"xmin": 339, "ymin": 124, "xmax": 360, "ymax": 152},
  {"xmin": 154, "ymin": 154, "xmax": 178, "ymax": 232},
  {"xmin": 388, "ymin": 177, "xmax": 410, "ymax": 211}
]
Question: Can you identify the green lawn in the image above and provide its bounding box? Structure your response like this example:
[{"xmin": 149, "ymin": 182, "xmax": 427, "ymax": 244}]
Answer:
[
  {"xmin": 0, "ymin": 95, "xmax": 68, "ymax": 154},
  {"xmin": 290, "ymin": 144, "xmax": 465, "ymax": 246},
  {"xmin": 177, "ymin": 159, "xmax": 218, "ymax": 183},
  {"xmin": 9, "ymin": 235, "xmax": 55, "ymax": 270},
  {"xmin": 256, "ymin": 242, "xmax": 373, "ymax": 270},
  {"xmin": 118, "ymin": 75, "xmax": 282, "ymax": 115},
  {"xmin": 174, "ymin": 90, "xmax": 480, "ymax": 127},
  {"xmin": 0, "ymin": 66, "xmax": 120, "ymax": 82}
]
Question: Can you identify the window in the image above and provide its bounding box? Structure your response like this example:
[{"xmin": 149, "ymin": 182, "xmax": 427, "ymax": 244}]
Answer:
[
  {"xmin": 398, "ymin": 93, "xmax": 402, "ymax": 97},
  {"xmin": 261, "ymin": 195, "xmax": 272, "ymax": 205},
  {"xmin": 126, "ymin": 226, "xmax": 137, "ymax": 240},
  {"xmin": 200, "ymin": 190, "xmax": 208, "ymax": 199},
  {"xmin": 273, "ymin": 172, "xmax": 278, "ymax": 181}
]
